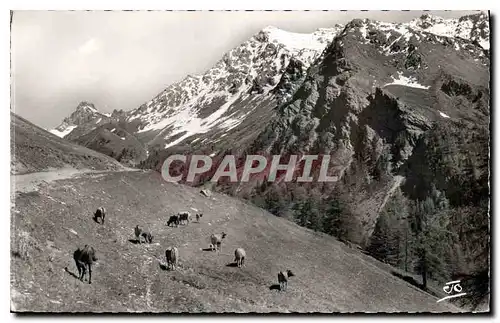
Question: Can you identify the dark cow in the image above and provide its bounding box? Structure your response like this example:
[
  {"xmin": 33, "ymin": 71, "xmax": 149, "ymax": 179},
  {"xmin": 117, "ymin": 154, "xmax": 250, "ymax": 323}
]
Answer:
[
  {"xmin": 134, "ymin": 225, "xmax": 142, "ymax": 242},
  {"xmin": 140, "ymin": 231, "xmax": 154, "ymax": 244},
  {"xmin": 167, "ymin": 215, "xmax": 180, "ymax": 227},
  {"xmin": 178, "ymin": 211, "xmax": 191, "ymax": 225},
  {"xmin": 165, "ymin": 247, "xmax": 179, "ymax": 271},
  {"xmin": 278, "ymin": 270, "xmax": 295, "ymax": 292},
  {"xmin": 195, "ymin": 213, "xmax": 203, "ymax": 222},
  {"xmin": 210, "ymin": 232, "xmax": 227, "ymax": 252},
  {"xmin": 73, "ymin": 245, "xmax": 98, "ymax": 284},
  {"xmin": 94, "ymin": 207, "xmax": 106, "ymax": 224}
]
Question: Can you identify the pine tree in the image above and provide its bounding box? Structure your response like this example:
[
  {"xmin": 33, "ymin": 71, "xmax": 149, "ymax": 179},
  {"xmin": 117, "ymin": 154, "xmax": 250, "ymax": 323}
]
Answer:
[
  {"xmin": 322, "ymin": 198, "xmax": 344, "ymax": 238},
  {"xmin": 450, "ymin": 198, "xmax": 490, "ymax": 309},
  {"xmin": 367, "ymin": 188, "xmax": 410, "ymax": 268},
  {"xmin": 264, "ymin": 185, "xmax": 288, "ymax": 216},
  {"xmin": 292, "ymin": 199, "xmax": 310, "ymax": 228},
  {"xmin": 367, "ymin": 213, "xmax": 392, "ymax": 263},
  {"xmin": 292, "ymin": 196, "xmax": 322, "ymax": 231},
  {"xmin": 411, "ymin": 185, "xmax": 454, "ymax": 289}
]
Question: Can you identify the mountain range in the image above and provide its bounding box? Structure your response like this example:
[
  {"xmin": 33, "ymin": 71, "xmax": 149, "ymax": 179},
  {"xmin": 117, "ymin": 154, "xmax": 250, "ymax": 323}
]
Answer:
[{"xmin": 49, "ymin": 12, "xmax": 489, "ymax": 147}]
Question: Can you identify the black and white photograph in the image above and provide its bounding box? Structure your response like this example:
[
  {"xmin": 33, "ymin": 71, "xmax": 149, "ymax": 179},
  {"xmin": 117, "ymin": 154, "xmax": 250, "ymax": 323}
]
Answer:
[{"xmin": 9, "ymin": 6, "xmax": 491, "ymax": 314}]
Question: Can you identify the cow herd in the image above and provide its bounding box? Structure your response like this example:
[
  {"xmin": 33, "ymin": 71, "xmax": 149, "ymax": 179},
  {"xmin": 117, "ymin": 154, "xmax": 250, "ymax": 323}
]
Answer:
[{"xmin": 72, "ymin": 207, "xmax": 295, "ymax": 293}]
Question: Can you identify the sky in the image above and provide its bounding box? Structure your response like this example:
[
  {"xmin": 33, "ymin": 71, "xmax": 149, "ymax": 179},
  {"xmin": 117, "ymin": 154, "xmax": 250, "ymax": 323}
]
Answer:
[{"xmin": 11, "ymin": 10, "xmax": 481, "ymax": 129}]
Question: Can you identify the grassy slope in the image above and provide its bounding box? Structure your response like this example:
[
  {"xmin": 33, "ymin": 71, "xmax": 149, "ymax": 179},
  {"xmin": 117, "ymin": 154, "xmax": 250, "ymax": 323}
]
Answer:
[
  {"xmin": 11, "ymin": 113, "xmax": 123, "ymax": 175},
  {"xmin": 11, "ymin": 170, "xmax": 462, "ymax": 313},
  {"xmin": 70, "ymin": 123, "xmax": 147, "ymax": 165}
]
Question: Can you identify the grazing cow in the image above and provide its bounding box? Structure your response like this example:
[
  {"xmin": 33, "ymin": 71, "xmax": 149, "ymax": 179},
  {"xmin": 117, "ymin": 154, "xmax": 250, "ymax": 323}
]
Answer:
[
  {"xmin": 167, "ymin": 215, "xmax": 180, "ymax": 227},
  {"xmin": 94, "ymin": 207, "xmax": 106, "ymax": 224},
  {"xmin": 140, "ymin": 231, "xmax": 154, "ymax": 244},
  {"xmin": 195, "ymin": 213, "xmax": 203, "ymax": 222},
  {"xmin": 210, "ymin": 232, "xmax": 227, "ymax": 252},
  {"xmin": 234, "ymin": 248, "xmax": 246, "ymax": 268},
  {"xmin": 134, "ymin": 225, "xmax": 142, "ymax": 242},
  {"xmin": 278, "ymin": 270, "xmax": 295, "ymax": 292},
  {"xmin": 178, "ymin": 211, "xmax": 191, "ymax": 225},
  {"xmin": 165, "ymin": 247, "xmax": 179, "ymax": 271},
  {"xmin": 73, "ymin": 245, "xmax": 98, "ymax": 284}
]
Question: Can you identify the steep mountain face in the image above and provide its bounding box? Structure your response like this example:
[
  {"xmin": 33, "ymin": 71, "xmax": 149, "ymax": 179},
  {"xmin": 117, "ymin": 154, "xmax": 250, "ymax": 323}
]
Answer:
[
  {"xmin": 243, "ymin": 15, "xmax": 489, "ymax": 239},
  {"xmin": 126, "ymin": 25, "xmax": 343, "ymax": 151},
  {"xmin": 256, "ymin": 16, "xmax": 489, "ymax": 155}
]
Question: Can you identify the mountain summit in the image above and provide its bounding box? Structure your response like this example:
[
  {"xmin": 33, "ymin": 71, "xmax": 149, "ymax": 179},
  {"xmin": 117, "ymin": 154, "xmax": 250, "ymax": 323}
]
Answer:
[
  {"xmin": 408, "ymin": 12, "xmax": 490, "ymax": 49},
  {"xmin": 50, "ymin": 101, "xmax": 109, "ymax": 138}
]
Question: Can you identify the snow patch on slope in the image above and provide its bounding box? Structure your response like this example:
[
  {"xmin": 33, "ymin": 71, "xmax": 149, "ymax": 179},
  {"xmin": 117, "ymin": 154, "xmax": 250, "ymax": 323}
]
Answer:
[
  {"xmin": 478, "ymin": 39, "xmax": 490, "ymax": 49},
  {"xmin": 438, "ymin": 111, "xmax": 451, "ymax": 119},
  {"xmin": 384, "ymin": 72, "xmax": 430, "ymax": 89},
  {"xmin": 263, "ymin": 26, "xmax": 334, "ymax": 52},
  {"xmin": 50, "ymin": 125, "xmax": 77, "ymax": 138},
  {"xmin": 160, "ymin": 89, "xmax": 252, "ymax": 149}
]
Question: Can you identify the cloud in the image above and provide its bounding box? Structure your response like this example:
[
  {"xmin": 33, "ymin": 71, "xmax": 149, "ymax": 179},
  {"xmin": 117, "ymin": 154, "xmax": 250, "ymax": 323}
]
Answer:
[{"xmin": 78, "ymin": 38, "xmax": 100, "ymax": 55}]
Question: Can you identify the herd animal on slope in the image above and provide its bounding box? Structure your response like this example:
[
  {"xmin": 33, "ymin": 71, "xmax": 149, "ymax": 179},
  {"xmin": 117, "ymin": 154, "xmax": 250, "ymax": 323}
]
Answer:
[
  {"xmin": 134, "ymin": 225, "xmax": 154, "ymax": 244},
  {"xmin": 72, "ymin": 207, "xmax": 295, "ymax": 292},
  {"xmin": 73, "ymin": 245, "xmax": 98, "ymax": 284}
]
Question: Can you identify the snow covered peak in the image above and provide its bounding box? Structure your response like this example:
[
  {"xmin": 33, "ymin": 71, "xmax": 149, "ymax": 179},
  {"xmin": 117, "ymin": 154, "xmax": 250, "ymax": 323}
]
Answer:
[
  {"xmin": 408, "ymin": 12, "xmax": 490, "ymax": 49},
  {"xmin": 76, "ymin": 101, "xmax": 99, "ymax": 114},
  {"xmin": 66, "ymin": 101, "xmax": 105, "ymax": 125},
  {"xmin": 126, "ymin": 24, "xmax": 343, "ymax": 144},
  {"xmin": 259, "ymin": 25, "xmax": 341, "ymax": 52},
  {"xmin": 415, "ymin": 13, "xmax": 446, "ymax": 24},
  {"xmin": 49, "ymin": 101, "xmax": 109, "ymax": 138},
  {"xmin": 261, "ymin": 25, "xmax": 280, "ymax": 33},
  {"xmin": 340, "ymin": 12, "xmax": 489, "ymax": 52}
]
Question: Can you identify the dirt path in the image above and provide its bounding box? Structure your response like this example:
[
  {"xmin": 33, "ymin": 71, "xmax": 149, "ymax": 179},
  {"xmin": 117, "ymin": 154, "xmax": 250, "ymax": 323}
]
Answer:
[{"xmin": 11, "ymin": 167, "xmax": 140, "ymax": 195}]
